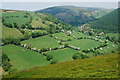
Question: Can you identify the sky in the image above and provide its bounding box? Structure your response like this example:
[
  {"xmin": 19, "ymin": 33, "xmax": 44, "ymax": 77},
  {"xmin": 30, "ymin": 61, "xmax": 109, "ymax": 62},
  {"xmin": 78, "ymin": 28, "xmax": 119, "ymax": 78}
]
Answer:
[
  {"xmin": 2, "ymin": 0, "xmax": 120, "ymax": 2},
  {"xmin": 1, "ymin": 0, "xmax": 119, "ymax": 11}
]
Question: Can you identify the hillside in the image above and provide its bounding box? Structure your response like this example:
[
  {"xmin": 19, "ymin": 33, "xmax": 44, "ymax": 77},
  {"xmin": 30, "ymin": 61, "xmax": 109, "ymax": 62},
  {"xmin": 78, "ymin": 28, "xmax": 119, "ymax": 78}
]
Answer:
[
  {"xmin": 3, "ymin": 53, "xmax": 118, "ymax": 78},
  {"xmin": 1, "ymin": 9, "xmax": 119, "ymax": 79},
  {"xmin": 36, "ymin": 6, "xmax": 112, "ymax": 26},
  {"xmin": 89, "ymin": 8, "xmax": 120, "ymax": 32},
  {"xmin": 2, "ymin": 10, "xmax": 73, "ymax": 36}
]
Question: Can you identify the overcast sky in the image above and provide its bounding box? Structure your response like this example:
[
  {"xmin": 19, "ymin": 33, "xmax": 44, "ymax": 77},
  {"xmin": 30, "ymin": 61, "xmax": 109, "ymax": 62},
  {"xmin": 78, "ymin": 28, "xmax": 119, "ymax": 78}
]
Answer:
[
  {"xmin": 2, "ymin": 0, "xmax": 120, "ymax": 2},
  {"xmin": 1, "ymin": 1, "xmax": 119, "ymax": 11}
]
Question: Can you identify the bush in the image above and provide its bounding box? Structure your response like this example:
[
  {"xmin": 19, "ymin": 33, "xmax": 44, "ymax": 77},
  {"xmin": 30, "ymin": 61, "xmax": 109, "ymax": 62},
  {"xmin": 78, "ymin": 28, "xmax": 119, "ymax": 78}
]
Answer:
[
  {"xmin": 2, "ymin": 38, "xmax": 20, "ymax": 45},
  {"xmin": 24, "ymin": 33, "xmax": 31, "ymax": 40},
  {"xmin": 8, "ymin": 68, "xmax": 17, "ymax": 74},
  {"xmin": 50, "ymin": 59, "xmax": 57, "ymax": 64},
  {"xmin": 72, "ymin": 53, "xmax": 81, "ymax": 59},
  {"xmin": 45, "ymin": 54, "xmax": 53, "ymax": 61},
  {"xmin": 2, "ymin": 53, "xmax": 12, "ymax": 71},
  {"xmin": 72, "ymin": 52, "xmax": 89, "ymax": 59},
  {"xmin": 93, "ymin": 50, "xmax": 104, "ymax": 56},
  {"xmin": 111, "ymin": 50, "xmax": 116, "ymax": 53}
]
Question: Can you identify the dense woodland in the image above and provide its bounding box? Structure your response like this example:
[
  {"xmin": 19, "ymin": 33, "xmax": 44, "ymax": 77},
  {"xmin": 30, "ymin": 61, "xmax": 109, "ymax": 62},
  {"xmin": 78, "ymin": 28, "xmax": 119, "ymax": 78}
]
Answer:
[{"xmin": 89, "ymin": 8, "xmax": 120, "ymax": 33}]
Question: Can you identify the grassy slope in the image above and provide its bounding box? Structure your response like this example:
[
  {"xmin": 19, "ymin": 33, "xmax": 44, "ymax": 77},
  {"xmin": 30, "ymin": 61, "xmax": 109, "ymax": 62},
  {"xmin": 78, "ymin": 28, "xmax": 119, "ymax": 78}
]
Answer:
[
  {"xmin": 52, "ymin": 32, "xmax": 73, "ymax": 40},
  {"xmin": 4, "ymin": 53, "xmax": 118, "ymax": 78},
  {"xmin": 21, "ymin": 35, "xmax": 60, "ymax": 49},
  {"xmin": 43, "ymin": 48, "xmax": 78, "ymax": 62},
  {"xmin": 2, "ymin": 44, "xmax": 50, "ymax": 71},
  {"xmin": 65, "ymin": 39, "xmax": 104, "ymax": 50},
  {"xmin": 2, "ymin": 11, "xmax": 31, "ymax": 26},
  {"xmin": 29, "ymin": 12, "xmax": 49, "ymax": 28},
  {"xmin": 70, "ymin": 31, "xmax": 89, "ymax": 38},
  {"xmin": 2, "ymin": 25, "xmax": 24, "ymax": 39},
  {"xmin": 103, "ymin": 33, "xmax": 119, "ymax": 41}
]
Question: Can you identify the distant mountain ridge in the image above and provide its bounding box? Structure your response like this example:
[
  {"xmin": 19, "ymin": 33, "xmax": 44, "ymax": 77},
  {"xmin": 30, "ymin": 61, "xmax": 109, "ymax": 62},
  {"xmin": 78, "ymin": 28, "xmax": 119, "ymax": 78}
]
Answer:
[{"xmin": 36, "ymin": 6, "xmax": 113, "ymax": 26}]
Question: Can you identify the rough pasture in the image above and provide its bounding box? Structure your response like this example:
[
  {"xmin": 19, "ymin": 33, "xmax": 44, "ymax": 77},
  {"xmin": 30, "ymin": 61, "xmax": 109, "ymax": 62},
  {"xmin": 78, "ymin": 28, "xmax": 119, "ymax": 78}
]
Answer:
[
  {"xmin": 29, "ymin": 12, "xmax": 49, "ymax": 28},
  {"xmin": 4, "ymin": 53, "xmax": 118, "ymax": 78}
]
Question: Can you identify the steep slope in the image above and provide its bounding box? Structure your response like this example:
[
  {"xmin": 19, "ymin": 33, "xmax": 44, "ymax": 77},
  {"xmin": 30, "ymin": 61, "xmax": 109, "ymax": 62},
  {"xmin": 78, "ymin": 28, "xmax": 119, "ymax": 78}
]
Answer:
[
  {"xmin": 2, "ymin": 10, "xmax": 73, "ymax": 36},
  {"xmin": 36, "ymin": 6, "xmax": 112, "ymax": 26},
  {"xmin": 89, "ymin": 8, "xmax": 119, "ymax": 32},
  {"xmin": 3, "ymin": 53, "xmax": 118, "ymax": 78}
]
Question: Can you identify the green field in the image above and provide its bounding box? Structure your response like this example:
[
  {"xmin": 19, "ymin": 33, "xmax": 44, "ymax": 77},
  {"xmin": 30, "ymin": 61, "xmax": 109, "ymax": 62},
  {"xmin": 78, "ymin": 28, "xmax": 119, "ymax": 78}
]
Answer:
[
  {"xmin": 4, "ymin": 53, "xmax": 118, "ymax": 78},
  {"xmin": 2, "ymin": 25, "xmax": 24, "ymax": 39},
  {"xmin": 21, "ymin": 35, "xmax": 60, "ymax": 49},
  {"xmin": 2, "ymin": 44, "xmax": 50, "ymax": 71},
  {"xmin": 44, "ymin": 48, "xmax": 78, "ymax": 62},
  {"xmin": 23, "ymin": 29, "xmax": 47, "ymax": 35},
  {"xmin": 70, "ymin": 31, "xmax": 89, "ymax": 38},
  {"xmin": 65, "ymin": 39, "xmax": 104, "ymax": 50},
  {"xmin": 101, "ymin": 41, "xmax": 118, "ymax": 53},
  {"xmin": 29, "ymin": 12, "xmax": 49, "ymax": 28},
  {"xmin": 52, "ymin": 32, "xmax": 73, "ymax": 40},
  {"xmin": 104, "ymin": 33, "xmax": 119, "ymax": 40},
  {"xmin": 2, "ymin": 11, "xmax": 31, "ymax": 26}
]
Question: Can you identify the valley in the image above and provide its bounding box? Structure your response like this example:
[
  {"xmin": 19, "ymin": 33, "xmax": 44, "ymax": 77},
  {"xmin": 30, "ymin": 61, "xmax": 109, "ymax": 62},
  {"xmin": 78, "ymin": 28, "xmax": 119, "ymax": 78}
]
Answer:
[{"xmin": 1, "ymin": 6, "xmax": 119, "ymax": 79}]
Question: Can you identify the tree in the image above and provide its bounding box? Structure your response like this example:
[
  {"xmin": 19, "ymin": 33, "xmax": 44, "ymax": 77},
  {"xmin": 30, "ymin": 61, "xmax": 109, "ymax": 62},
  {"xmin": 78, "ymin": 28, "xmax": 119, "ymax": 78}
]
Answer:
[
  {"xmin": 2, "ymin": 38, "xmax": 20, "ymax": 45},
  {"xmin": 64, "ymin": 43, "xmax": 69, "ymax": 48},
  {"xmin": 24, "ymin": 33, "xmax": 31, "ymax": 40},
  {"xmin": 2, "ymin": 53, "xmax": 12, "ymax": 71},
  {"xmin": 46, "ymin": 54, "xmax": 53, "ymax": 61},
  {"xmin": 72, "ymin": 53, "xmax": 81, "ymax": 59},
  {"xmin": 72, "ymin": 52, "xmax": 89, "ymax": 59},
  {"xmin": 27, "ymin": 25, "xmax": 33, "ymax": 29},
  {"xmin": 50, "ymin": 59, "xmax": 57, "ymax": 64}
]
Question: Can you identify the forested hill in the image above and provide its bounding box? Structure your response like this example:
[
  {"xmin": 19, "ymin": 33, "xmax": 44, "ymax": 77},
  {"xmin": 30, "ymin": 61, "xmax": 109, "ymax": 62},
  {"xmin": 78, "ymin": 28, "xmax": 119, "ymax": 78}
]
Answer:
[
  {"xmin": 89, "ymin": 8, "xmax": 119, "ymax": 33},
  {"xmin": 36, "ymin": 6, "xmax": 112, "ymax": 26}
]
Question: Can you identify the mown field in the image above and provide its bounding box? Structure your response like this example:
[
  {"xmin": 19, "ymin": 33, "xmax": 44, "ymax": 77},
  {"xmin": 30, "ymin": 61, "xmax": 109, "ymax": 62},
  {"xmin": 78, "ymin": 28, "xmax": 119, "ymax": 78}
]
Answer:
[
  {"xmin": 64, "ymin": 39, "xmax": 104, "ymax": 50},
  {"xmin": 2, "ymin": 44, "xmax": 50, "ymax": 71},
  {"xmin": 70, "ymin": 31, "xmax": 89, "ymax": 38},
  {"xmin": 3, "ymin": 53, "xmax": 118, "ymax": 78},
  {"xmin": 43, "ymin": 48, "xmax": 78, "ymax": 62},
  {"xmin": 21, "ymin": 35, "xmax": 60, "ymax": 49},
  {"xmin": 52, "ymin": 32, "xmax": 73, "ymax": 40},
  {"xmin": 2, "ymin": 25, "xmax": 24, "ymax": 39},
  {"xmin": 2, "ymin": 12, "xmax": 31, "ymax": 27}
]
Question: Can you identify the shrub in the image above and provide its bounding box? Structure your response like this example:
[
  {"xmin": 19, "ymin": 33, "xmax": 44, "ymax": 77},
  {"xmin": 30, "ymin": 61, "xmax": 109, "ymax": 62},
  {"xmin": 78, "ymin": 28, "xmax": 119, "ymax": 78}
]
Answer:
[
  {"xmin": 72, "ymin": 53, "xmax": 81, "ymax": 59},
  {"xmin": 46, "ymin": 54, "xmax": 53, "ymax": 61},
  {"xmin": 2, "ymin": 38, "xmax": 20, "ymax": 45},
  {"xmin": 72, "ymin": 52, "xmax": 89, "ymax": 59},
  {"xmin": 50, "ymin": 59, "xmax": 58, "ymax": 64},
  {"xmin": 2, "ymin": 53, "xmax": 12, "ymax": 71}
]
